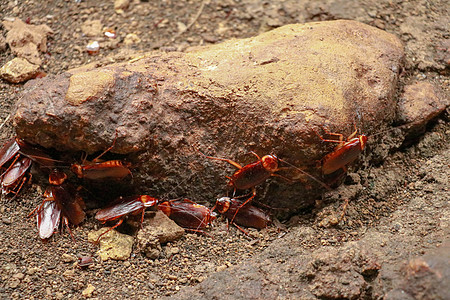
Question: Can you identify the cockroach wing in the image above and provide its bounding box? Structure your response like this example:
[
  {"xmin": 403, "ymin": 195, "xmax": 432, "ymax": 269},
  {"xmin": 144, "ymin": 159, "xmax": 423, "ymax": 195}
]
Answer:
[
  {"xmin": 222, "ymin": 198, "xmax": 271, "ymax": 229},
  {"xmin": 0, "ymin": 138, "xmax": 20, "ymax": 168},
  {"xmin": 234, "ymin": 205, "xmax": 271, "ymax": 229},
  {"xmin": 231, "ymin": 161, "xmax": 271, "ymax": 190},
  {"xmin": 162, "ymin": 200, "xmax": 214, "ymax": 229},
  {"xmin": 52, "ymin": 184, "xmax": 85, "ymax": 226},
  {"xmin": 78, "ymin": 161, "xmax": 131, "ymax": 180},
  {"xmin": 95, "ymin": 197, "xmax": 145, "ymax": 222},
  {"xmin": 37, "ymin": 200, "xmax": 61, "ymax": 239},
  {"xmin": 1, "ymin": 157, "xmax": 32, "ymax": 186}
]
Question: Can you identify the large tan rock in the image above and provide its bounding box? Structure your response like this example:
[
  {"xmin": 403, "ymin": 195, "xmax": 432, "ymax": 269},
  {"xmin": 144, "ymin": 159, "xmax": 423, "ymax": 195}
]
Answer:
[
  {"xmin": 3, "ymin": 18, "xmax": 53, "ymax": 65},
  {"xmin": 14, "ymin": 20, "xmax": 405, "ymax": 210}
]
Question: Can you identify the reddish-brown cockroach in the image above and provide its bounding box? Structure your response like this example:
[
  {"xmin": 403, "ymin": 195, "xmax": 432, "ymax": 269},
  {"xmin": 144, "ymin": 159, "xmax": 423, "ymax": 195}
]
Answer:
[
  {"xmin": 200, "ymin": 151, "xmax": 281, "ymax": 203},
  {"xmin": 78, "ymin": 256, "xmax": 94, "ymax": 268},
  {"xmin": 71, "ymin": 159, "xmax": 132, "ymax": 180},
  {"xmin": 35, "ymin": 188, "xmax": 61, "ymax": 239},
  {"xmin": 0, "ymin": 138, "xmax": 20, "ymax": 169},
  {"xmin": 71, "ymin": 135, "xmax": 132, "ymax": 180},
  {"xmin": 158, "ymin": 199, "xmax": 217, "ymax": 233},
  {"xmin": 1, "ymin": 137, "xmax": 55, "ymax": 169},
  {"xmin": 199, "ymin": 151, "xmax": 327, "ymax": 224},
  {"xmin": 1, "ymin": 137, "xmax": 56, "ymax": 196},
  {"xmin": 49, "ymin": 170, "xmax": 85, "ymax": 227},
  {"xmin": 94, "ymin": 195, "xmax": 158, "ymax": 242},
  {"xmin": 16, "ymin": 138, "xmax": 56, "ymax": 168},
  {"xmin": 1, "ymin": 157, "xmax": 32, "ymax": 195},
  {"xmin": 215, "ymin": 197, "xmax": 271, "ymax": 233},
  {"xmin": 317, "ymin": 128, "xmax": 368, "ymax": 175},
  {"xmin": 30, "ymin": 170, "xmax": 85, "ymax": 240}
]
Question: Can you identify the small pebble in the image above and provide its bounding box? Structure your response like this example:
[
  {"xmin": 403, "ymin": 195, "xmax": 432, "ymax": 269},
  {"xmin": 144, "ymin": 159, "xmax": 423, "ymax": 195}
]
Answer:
[
  {"xmin": 12, "ymin": 273, "xmax": 24, "ymax": 280},
  {"xmin": 26, "ymin": 267, "xmax": 39, "ymax": 275},
  {"xmin": 62, "ymin": 254, "xmax": 76, "ymax": 263},
  {"xmin": 2, "ymin": 217, "xmax": 12, "ymax": 225},
  {"xmin": 82, "ymin": 284, "xmax": 95, "ymax": 298},
  {"xmin": 9, "ymin": 277, "xmax": 20, "ymax": 289},
  {"xmin": 216, "ymin": 265, "xmax": 227, "ymax": 272}
]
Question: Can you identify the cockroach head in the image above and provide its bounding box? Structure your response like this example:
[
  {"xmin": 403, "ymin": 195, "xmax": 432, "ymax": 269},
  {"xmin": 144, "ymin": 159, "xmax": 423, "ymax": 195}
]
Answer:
[
  {"xmin": 215, "ymin": 197, "xmax": 231, "ymax": 214},
  {"xmin": 49, "ymin": 169, "xmax": 67, "ymax": 185},
  {"xmin": 141, "ymin": 195, "xmax": 158, "ymax": 207},
  {"xmin": 70, "ymin": 164, "xmax": 83, "ymax": 178},
  {"xmin": 157, "ymin": 201, "xmax": 171, "ymax": 216},
  {"xmin": 261, "ymin": 155, "xmax": 278, "ymax": 172}
]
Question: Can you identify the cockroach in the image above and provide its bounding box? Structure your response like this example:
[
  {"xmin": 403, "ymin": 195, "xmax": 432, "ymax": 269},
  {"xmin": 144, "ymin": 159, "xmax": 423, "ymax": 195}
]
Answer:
[
  {"xmin": 15, "ymin": 138, "xmax": 55, "ymax": 169},
  {"xmin": 94, "ymin": 195, "xmax": 158, "ymax": 242},
  {"xmin": 71, "ymin": 159, "xmax": 132, "ymax": 180},
  {"xmin": 200, "ymin": 151, "xmax": 281, "ymax": 203},
  {"xmin": 30, "ymin": 170, "xmax": 85, "ymax": 241},
  {"xmin": 1, "ymin": 157, "xmax": 32, "ymax": 195},
  {"xmin": 49, "ymin": 169, "xmax": 86, "ymax": 227},
  {"xmin": 1, "ymin": 137, "xmax": 55, "ymax": 169},
  {"xmin": 35, "ymin": 188, "xmax": 61, "ymax": 239},
  {"xmin": 71, "ymin": 135, "xmax": 132, "ymax": 180},
  {"xmin": 1, "ymin": 137, "xmax": 56, "ymax": 196},
  {"xmin": 158, "ymin": 199, "xmax": 217, "ymax": 233},
  {"xmin": 0, "ymin": 138, "xmax": 20, "ymax": 169},
  {"xmin": 317, "ymin": 127, "xmax": 368, "ymax": 175},
  {"xmin": 199, "ymin": 151, "xmax": 326, "ymax": 224},
  {"xmin": 78, "ymin": 256, "xmax": 94, "ymax": 268},
  {"xmin": 215, "ymin": 197, "xmax": 271, "ymax": 233}
]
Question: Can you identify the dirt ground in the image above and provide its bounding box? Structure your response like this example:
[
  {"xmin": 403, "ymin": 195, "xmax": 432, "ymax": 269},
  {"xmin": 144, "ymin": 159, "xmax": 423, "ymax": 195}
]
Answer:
[{"xmin": 0, "ymin": 1, "xmax": 448, "ymax": 299}]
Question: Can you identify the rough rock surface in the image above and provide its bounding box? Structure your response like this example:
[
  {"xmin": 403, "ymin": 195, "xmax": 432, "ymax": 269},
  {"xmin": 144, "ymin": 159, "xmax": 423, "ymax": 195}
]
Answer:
[
  {"xmin": 136, "ymin": 211, "xmax": 185, "ymax": 244},
  {"xmin": 0, "ymin": 57, "xmax": 40, "ymax": 83},
  {"xmin": 385, "ymin": 242, "xmax": 450, "ymax": 300},
  {"xmin": 398, "ymin": 81, "xmax": 448, "ymax": 127},
  {"xmin": 135, "ymin": 211, "xmax": 185, "ymax": 259},
  {"xmin": 3, "ymin": 18, "xmax": 53, "ymax": 65},
  {"xmin": 14, "ymin": 20, "xmax": 408, "ymax": 210}
]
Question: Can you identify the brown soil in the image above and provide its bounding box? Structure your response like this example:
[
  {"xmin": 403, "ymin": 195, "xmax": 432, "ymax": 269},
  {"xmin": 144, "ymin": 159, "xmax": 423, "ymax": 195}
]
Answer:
[{"xmin": 0, "ymin": 1, "xmax": 448, "ymax": 299}]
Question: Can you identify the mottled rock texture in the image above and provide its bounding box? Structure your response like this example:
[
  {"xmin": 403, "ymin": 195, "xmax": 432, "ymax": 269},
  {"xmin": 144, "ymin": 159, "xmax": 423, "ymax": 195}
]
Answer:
[
  {"xmin": 14, "ymin": 20, "xmax": 406, "ymax": 210},
  {"xmin": 385, "ymin": 241, "xmax": 450, "ymax": 300},
  {"xmin": 398, "ymin": 81, "xmax": 448, "ymax": 127}
]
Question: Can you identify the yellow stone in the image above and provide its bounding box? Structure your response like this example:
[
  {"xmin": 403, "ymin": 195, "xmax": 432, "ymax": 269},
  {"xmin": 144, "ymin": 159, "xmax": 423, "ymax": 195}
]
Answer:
[
  {"xmin": 82, "ymin": 283, "xmax": 95, "ymax": 298},
  {"xmin": 65, "ymin": 70, "xmax": 114, "ymax": 105},
  {"xmin": 88, "ymin": 228, "xmax": 134, "ymax": 261}
]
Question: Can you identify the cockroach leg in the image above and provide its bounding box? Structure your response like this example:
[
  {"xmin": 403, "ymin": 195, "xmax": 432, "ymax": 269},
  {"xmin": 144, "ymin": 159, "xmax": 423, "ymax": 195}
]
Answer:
[
  {"xmin": 229, "ymin": 188, "xmax": 256, "ymax": 225},
  {"xmin": 231, "ymin": 221, "xmax": 249, "ymax": 236},
  {"xmin": 92, "ymin": 131, "xmax": 118, "ymax": 162},
  {"xmin": 63, "ymin": 217, "xmax": 76, "ymax": 243},
  {"xmin": 95, "ymin": 219, "xmax": 124, "ymax": 244},
  {"xmin": 199, "ymin": 152, "xmax": 243, "ymax": 170}
]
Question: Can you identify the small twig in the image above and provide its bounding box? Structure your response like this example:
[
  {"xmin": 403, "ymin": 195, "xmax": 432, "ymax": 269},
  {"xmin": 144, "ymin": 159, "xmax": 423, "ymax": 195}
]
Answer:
[
  {"xmin": 168, "ymin": 0, "xmax": 208, "ymax": 44},
  {"xmin": 0, "ymin": 114, "xmax": 11, "ymax": 131}
]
